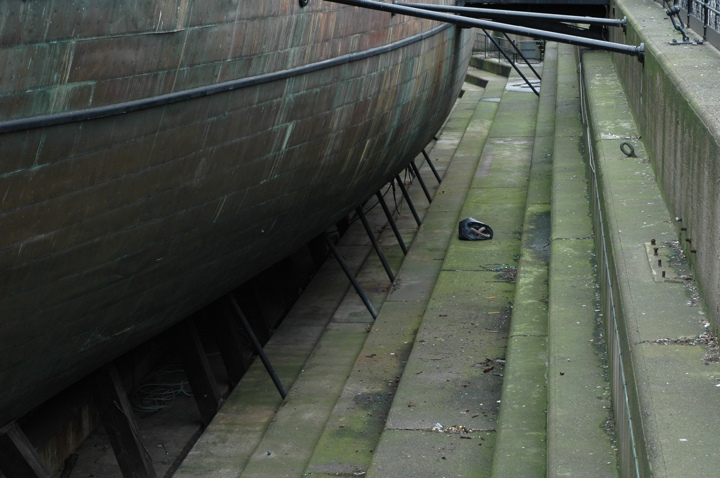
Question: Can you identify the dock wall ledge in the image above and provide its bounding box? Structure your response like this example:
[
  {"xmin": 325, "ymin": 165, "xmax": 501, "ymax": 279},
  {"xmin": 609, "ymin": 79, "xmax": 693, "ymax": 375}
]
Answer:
[
  {"xmin": 610, "ymin": 0, "xmax": 720, "ymax": 329},
  {"xmin": 582, "ymin": 50, "xmax": 720, "ymax": 478}
]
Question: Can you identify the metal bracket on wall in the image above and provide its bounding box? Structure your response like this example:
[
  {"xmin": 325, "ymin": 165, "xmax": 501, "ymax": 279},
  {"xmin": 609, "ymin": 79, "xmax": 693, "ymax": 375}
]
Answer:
[{"xmin": 665, "ymin": 0, "xmax": 703, "ymax": 44}]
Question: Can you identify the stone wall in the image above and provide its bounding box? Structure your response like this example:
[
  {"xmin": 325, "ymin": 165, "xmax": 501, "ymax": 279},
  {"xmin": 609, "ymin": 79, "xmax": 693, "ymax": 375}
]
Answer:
[{"xmin": 610, "ymin": 0, "xmax": 720, "ymax": 329}]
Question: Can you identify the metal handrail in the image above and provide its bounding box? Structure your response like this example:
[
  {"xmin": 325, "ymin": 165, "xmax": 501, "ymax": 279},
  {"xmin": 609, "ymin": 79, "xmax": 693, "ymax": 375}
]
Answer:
[
  {"xmin": 325, "ymin": 0, "xmax": 644, "ymax": 60},
  {"xmin": 395, "ymin": 2, "xmax": 628, "ymax": 28}
]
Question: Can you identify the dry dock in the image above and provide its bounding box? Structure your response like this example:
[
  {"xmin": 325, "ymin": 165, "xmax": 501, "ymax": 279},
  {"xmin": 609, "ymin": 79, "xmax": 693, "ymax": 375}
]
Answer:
[
  {"xmin": 52, "ymin": 42, "xmax": 720, "ymax": 478},
  {"xmin": 174, "ymin": 43, "xmax": 618, "ymax": 478}
]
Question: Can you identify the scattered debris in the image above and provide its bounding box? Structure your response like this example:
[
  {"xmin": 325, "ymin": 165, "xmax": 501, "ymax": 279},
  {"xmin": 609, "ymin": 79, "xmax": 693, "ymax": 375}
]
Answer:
[
  {"xmin": 649, "ymin": 332, "xmax": 719, "ymax": 364},
  {"xmin": 432, "ymin": 424, "xmax": 477, "ymax": 434}
]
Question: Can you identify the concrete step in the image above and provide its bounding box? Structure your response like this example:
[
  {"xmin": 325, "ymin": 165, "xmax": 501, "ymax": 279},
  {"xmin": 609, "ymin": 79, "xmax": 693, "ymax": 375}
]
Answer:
[
  {"xmin": 465, "ymin": 66, "xmax": 490, "ymax": 89},
  {"xmin": 470, "ymin": 56, "xmax": 513, "ymax": 78},
  {"xmin": 364, "ymin": 58, "xmax": 541, "ymax": 477},
  {"xmin": 545, "ymin": 44, "xmax": 617, "ymax": 477},
  {"xmin": 303, "ymin": 71, "xmax": 509, "ymax": 478},
  {"xmin": 488, "ymin": 41, "xmax": 554, "ymax": 478},
  {"xmin": 491, "ymin": 42, "xmax": 619, "ymax": 478},
  {"xmin": 174, "ymin": 68, "xmax": 498, "ymax": 478}
]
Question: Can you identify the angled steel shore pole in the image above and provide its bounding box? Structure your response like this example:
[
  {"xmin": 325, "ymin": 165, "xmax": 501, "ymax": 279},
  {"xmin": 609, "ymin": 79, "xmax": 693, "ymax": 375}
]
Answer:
[
  {"xmin": 324, "ymin": 0, "xmax": 644, "ymax": 60},
  {"xmin": 230, "ymin": 297, "xmax": 287, "ymax": 399},
  {"xmin": 395, "ymin": 3, "xmax": 628, "ymax": 29}
]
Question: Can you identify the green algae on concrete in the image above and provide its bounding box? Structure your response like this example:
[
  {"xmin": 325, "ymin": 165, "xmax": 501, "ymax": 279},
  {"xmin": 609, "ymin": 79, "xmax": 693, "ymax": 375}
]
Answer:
[
  {"xmin": 583, "ymin": 50, "xmax": 720, "ymax": 477},
  {"xmin": 544, "ymin": 44, "xmax": 617, "ymax": 478},
  {"xmin": 304, "ymin": 301, "xmax": 426, "ymax": 477},
  {"xmin": 366, "ymin": 429, "xmax": 496, "ymax": 478},
  {"xmin": 304, "ymin": 75, "xmax": 507, "ymax": 477},
  {"xmin": 548, "ymin": 239, "xmax": 616, "ymax": 477},
  {"xmin": 365, "ymin": 70, "xmax": 520, "ymax": 477},
  {"xmin": 491, "ymin": 335, "xmax": 547, "ymax": 478},
  {"xmin": 228, "ymin": 323, "xmax": 369, "ymax": 478},
  {"xmin": 609, "ymin": 0, "xmax": 720, "ymax": 293},
  {"xmin": 489, "ymin": 55, "xmax": 551, "ymax": 478}
]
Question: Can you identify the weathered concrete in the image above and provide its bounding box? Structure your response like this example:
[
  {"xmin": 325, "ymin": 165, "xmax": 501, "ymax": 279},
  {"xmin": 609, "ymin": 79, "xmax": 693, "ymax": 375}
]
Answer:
[
  {"xmin": 368, "ymin": 64, "xmax": 541, "ymax": 477},
  {"xmin": 545, "ymin": 44, "xmax": 618, "ymax": 477},
  {"xmin": 305, "ymin": 74, "xmax": 505, "ymax": 478},
  {"xmin": 583, "ymin": 50, "xmax": 720, "ymax": 478},
  {"xmin": 610, "ymin": 0, "xmax": 720, "ymax": 330},
  {"xmin": 490, "ymin": 44, "xmax": 551, "ymax": 478}
]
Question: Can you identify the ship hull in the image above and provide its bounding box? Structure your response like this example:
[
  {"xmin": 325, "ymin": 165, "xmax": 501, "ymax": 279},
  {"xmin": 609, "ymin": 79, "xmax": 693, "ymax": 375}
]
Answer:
[{"xmin": 0, "ymin": 0, "xmax": 471, "ymax": 424}]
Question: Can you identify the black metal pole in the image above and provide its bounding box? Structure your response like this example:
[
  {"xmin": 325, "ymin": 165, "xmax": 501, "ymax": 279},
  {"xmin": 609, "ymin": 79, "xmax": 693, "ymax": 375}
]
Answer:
[
  {"xmin": 324, "ymin": 234, "xmax": 379, "ymax": 319},
  {"xmin": 376, "ymin": 191, "xmax": 408, "ymax": 255},
  {"xmin": 356, "ymin": 207, "xmax": 396, "ymax": 282},
  {"xmin": 482, "ymin": 30, "xmax": 539, "ymax": 96},
  {"xmin": 408, "ymin": 161, "xmax": 432, "ymax": 203},
  {"xmin": 395, "ymin": 3, "xmax": 628, "ymax": 28},
  {"xmin": 229, "ymin": 297, "xmax": 287, "ymax": 399},
  {"xmin": 324, "ymin": 0, "xmax": 644, "ymax": 60},
  {"xmin": 501, "ymin": 32, "xmax": 542, "ymax": 81},
  {"xmin": 395, "ymin": 174, "xmax": 422, "ymax": 226},
  {"xmin": 422, "ymin": 149, "xmax": 442, "ymax": 183}
]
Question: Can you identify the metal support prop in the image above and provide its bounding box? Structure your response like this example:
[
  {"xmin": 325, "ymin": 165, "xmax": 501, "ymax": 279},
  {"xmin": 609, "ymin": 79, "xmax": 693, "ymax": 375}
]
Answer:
[
  {"xmin": 324, "ymin": 0, "xmax": 644, "ymax": 61},
  {"xmin": 482, "ymin": 29, "xmax": 540, "ymax": 96},
  {"xmin": 93, "ymin": 366, "xmax": 157, "ymax": 478},
  {"xmin": 229, "ymin": 297, "xmax": 287, "ymax": 399},
  {"xmin": 408, "ymin": 161, "xmax": 432, "ymax": 203},
  {"xmin": 356, "ymin": 206, "xmax": 396, "ymax": 282},
  {"xmin": 395, "ymin": 174, "xmax": 422, "ymax": 226},
  {"xmin": 421, "ymin": 149, "xmax": 442, "ymax": 183},
  {"xmin": 396, "ymin": 3, "xmax": 628, "ymax": 29},
  {"xmin": 324, "ymin": 233, "xmax": 379, "ymax": 319},
  {"xmin": 174, "ymin": 318, "xmax": 221, "ymax": 426},
  {"xmin": 376, "ymin": 191, "xmax": 408, "ymax": 255},
  {"xmin": 0, "ymin": 422, "xmax": 52, "ymax": 478}
]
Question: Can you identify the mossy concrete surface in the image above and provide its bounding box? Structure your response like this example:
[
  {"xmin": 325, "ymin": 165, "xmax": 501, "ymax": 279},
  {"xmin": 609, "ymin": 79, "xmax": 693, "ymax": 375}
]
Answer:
[
  {"xmin": 611, "ymin": 0, "xmax": 720, "ymax": 332},
  {"xmin": 303, "ymin": 71, "xmax": 511, "ymax": 477},
  {"xmin": 367, "ymin": 429, "xmax": 496, "ymax": 478},
  {"xmin": 367, "ymin": 62, "xmax": 540, "ymax": 477},
  {"xmin": 546, "ymin": 44, "xmax": 618, "ymax": 478},
  {"xmin": 583, "ymin": 50, "xmax": 720, "ymax": 477},
  {"xmin": 490, "ymin": 44, "xmax": 552, "ymax": 478}
]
